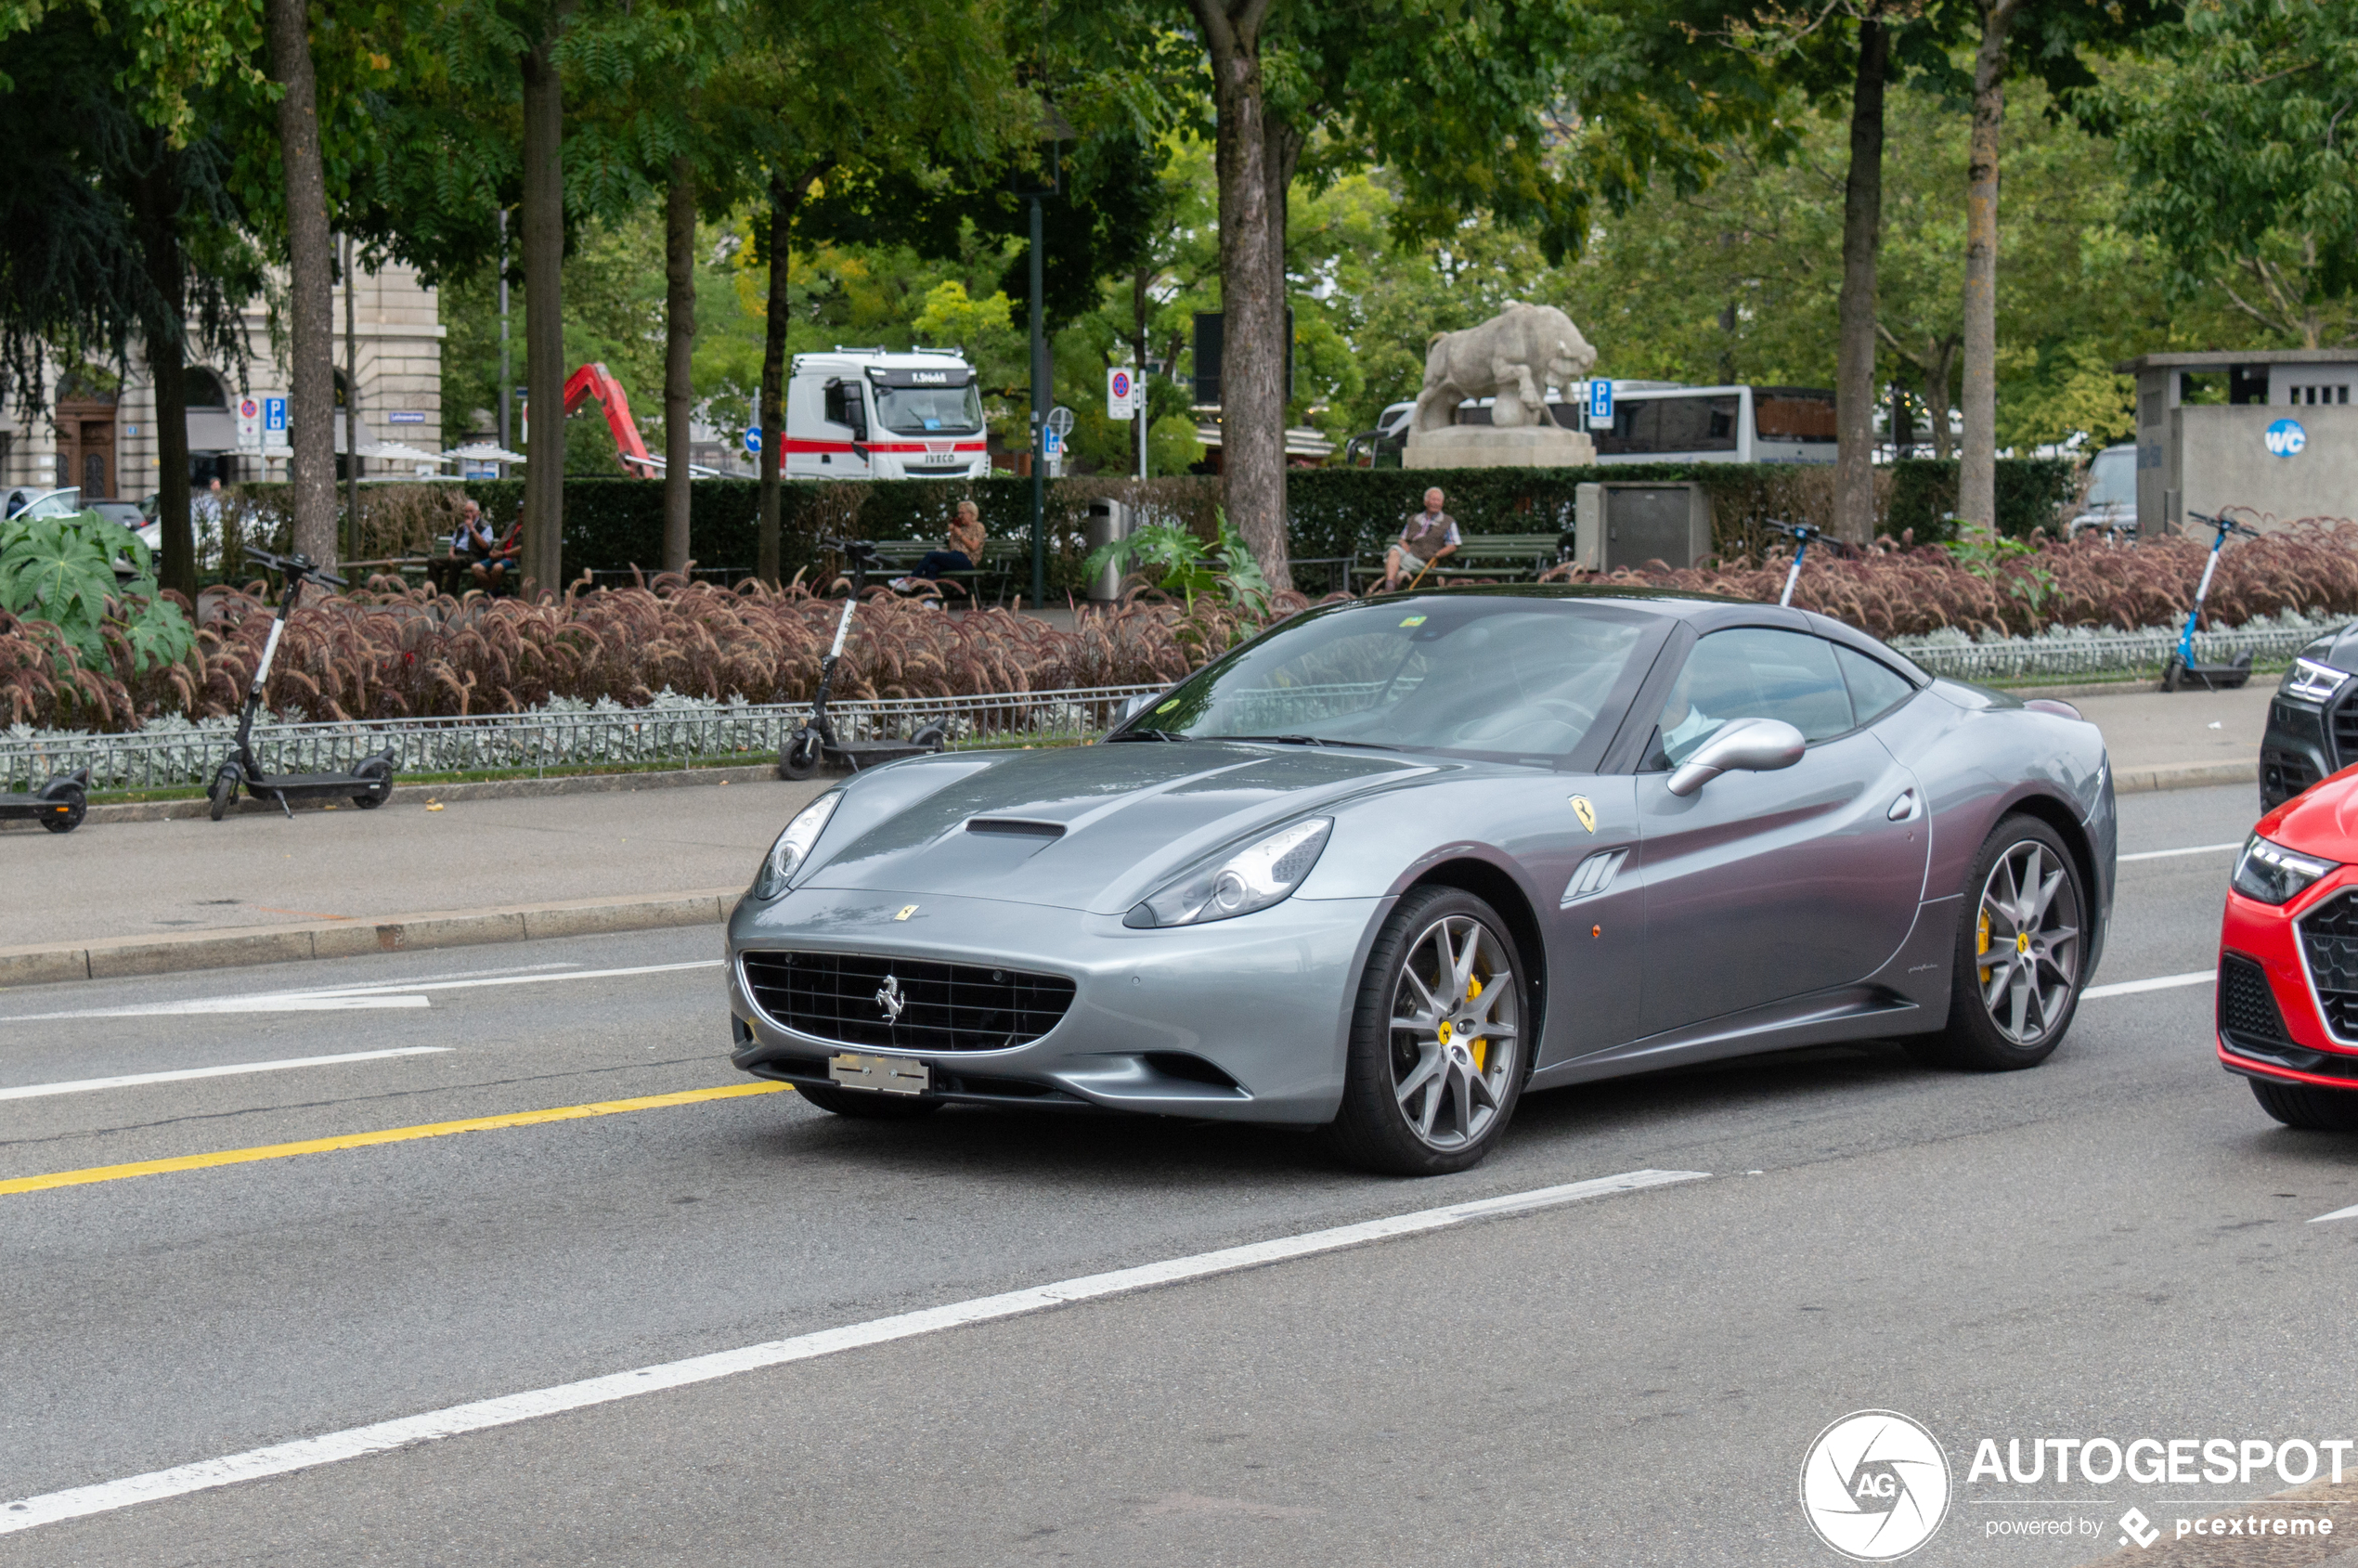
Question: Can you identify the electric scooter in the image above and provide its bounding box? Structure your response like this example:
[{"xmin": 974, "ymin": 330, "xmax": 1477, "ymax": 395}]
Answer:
[
  {"xmin": 778, "ymin": 538, "xmax": 949, "ymax": 780},
  {"xmin": 1768, "ymin": 520, "xmax": 1823, "ymax": 607},
  {"xmin": 2160, "ymin": 511, "xmax": 2261, "ymax": 693},
  {"xmin": 207, "ymin": 549, "xmax": 397, "ymax": 820},
  {"xmin": 0, "ymin": 767, "xmax": 88, "ymax": 833}
]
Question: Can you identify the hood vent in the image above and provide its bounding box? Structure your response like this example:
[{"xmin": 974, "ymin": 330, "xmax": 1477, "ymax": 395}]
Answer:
[{"xmin": 965, "ymin": 817, "xmax": 1066, "ymax": 839}]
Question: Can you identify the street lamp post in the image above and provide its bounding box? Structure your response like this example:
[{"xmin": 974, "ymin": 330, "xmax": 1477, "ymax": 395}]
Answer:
[{"xmin": 1029, "ymin": 190, "xmax": 1046, "ymax": 608}]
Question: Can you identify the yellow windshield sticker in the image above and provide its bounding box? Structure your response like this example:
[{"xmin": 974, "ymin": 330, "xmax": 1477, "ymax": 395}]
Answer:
[
  {"xmin": 1399, "ymin": 615, "xmax": 1427, "ymax": 627},
  {"xmin": 1156, "ymin": 699, "xmax": 1179, "ymax": 713}
]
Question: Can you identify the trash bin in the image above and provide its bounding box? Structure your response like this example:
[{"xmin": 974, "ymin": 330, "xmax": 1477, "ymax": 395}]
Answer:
[{"xmin": 1084, "ymin": 499, "xmax": 1133, "ymax": 604}]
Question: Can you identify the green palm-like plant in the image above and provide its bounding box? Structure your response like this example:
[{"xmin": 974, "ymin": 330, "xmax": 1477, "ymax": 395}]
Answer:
[{"xmin": 0, "ymin": 511, "xmax": 192, "ymax": 672}]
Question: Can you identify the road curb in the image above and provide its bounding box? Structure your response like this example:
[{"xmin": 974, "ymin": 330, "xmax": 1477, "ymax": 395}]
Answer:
[
  {"xmin": 0, "ymin": 888, "xmax": 741, "ymax": 989},
  {"xmin": 2111, "ymin": 759, "xmax": 2254, "ymax": 795},
  {"xmin": 0, "ymin": 762, "xmax": 792, "ymax": 832}
]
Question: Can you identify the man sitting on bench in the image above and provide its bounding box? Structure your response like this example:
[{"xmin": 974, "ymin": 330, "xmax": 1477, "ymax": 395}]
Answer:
[
  {"xmin": 1380, "ymin": 488, "xmax": 1459, "ymax": 591},
  {"xmin": 891, "ymin": 499, "xmax": 987, "ymax": 598}
]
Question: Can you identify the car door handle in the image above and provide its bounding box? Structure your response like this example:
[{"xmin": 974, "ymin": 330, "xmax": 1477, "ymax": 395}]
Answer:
[{"xmin": 1887, "ymin": 789, "xmax": 1920, "ymax": 822}]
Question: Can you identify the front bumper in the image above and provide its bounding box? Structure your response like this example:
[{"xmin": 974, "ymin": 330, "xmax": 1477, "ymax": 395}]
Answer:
[
  {"xmin": 2216, "ymin": 880, "xmax": 2358, "ymax": 1084},
  {"xmin": 725, "ymin": 886, "xmax": 1388, "ymax": 1123}
]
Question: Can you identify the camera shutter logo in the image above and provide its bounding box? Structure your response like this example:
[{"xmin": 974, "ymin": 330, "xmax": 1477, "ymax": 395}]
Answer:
[{"xmin": 1799, "ymin": 1410, "xmax": 1950, "ymax": 1561}]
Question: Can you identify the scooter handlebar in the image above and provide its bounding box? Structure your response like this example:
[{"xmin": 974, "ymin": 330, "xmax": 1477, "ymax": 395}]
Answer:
[
  {"xmin": 2187, "ymin": 511, "xmax": 2264, "ymax": 540},
  {"xmin": 245, "ymin": 549, "xmax": 349, "ymax": 588}
]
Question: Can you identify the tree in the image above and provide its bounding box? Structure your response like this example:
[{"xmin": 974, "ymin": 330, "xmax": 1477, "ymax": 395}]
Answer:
[
  {"xmin": 264, "ymin": 0, "xmax": 338, "ymax": 567},
  {"xmin": 2107, "ymin": 0, "xmax": 2358, "ymax": 350}
]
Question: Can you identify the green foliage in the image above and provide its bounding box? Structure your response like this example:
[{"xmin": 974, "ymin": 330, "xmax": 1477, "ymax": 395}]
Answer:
[
  {"xmin": 1886, "ymin": 459, "xmax": 2079, "ymax": 544},
  {"xmin": 1081, "ymin": 510, "xmax": 1272, "ymax": 611},
  {"xmin": 0, "ymin": 509, "xmax": 192, "ymax": 671}
]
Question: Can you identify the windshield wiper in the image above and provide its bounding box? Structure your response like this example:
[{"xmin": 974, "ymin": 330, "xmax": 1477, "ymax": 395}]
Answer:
[
  {"xmin": 1108, "ymin": 727, "xmax": 1189, "ymax": 742},
  {"xmin": 1224, "ymin": 734, "xmax": 1402, "ymax": 751}
]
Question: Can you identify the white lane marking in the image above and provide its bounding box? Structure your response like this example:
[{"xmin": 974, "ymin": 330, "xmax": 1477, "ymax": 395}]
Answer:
[
  {"xmin": 2310, "ymin": 1202, "xmax": 2358, "ymax": 1225},
  {"xmin": 0, "ymin": 1167, "xmax": 1706, "ymax": 1535},
  {"xmin": 2082, "ymin": 970, "xmax": 2214, "ymax": 1000},
  {"xmin": 0, "ymin": 961, "xmax": 721, "ymax": 1024},
  {"xmin": 0, "ymin": 1047, "xmax": 451, "ymax": 1102},
  {"xmin": 2119, "ymin": 842, "xmax": 2243, "ymax": 863}
]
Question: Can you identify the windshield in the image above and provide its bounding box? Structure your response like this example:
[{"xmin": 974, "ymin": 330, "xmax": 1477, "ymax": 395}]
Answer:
[
  {"xmin": 2085, "ymin": 446, "xmax": 2135, "ymax": 509},
  {"xmin": 1127, "ymin": 597, "xmax": 1656, "ymax": 761},
  {"xmin": 875, "ymin": 382, "xmax": 983, "ymax": 435}
]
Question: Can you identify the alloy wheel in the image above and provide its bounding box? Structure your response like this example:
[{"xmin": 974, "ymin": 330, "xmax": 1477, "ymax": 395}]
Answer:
[
  {"xmin": 1976, "ymin": 839, "xmax": 2081, "ymax": 1045},
  {"xmin": 1388, "ymin": 913, "xmax": 1520, "ymax": 1150}
]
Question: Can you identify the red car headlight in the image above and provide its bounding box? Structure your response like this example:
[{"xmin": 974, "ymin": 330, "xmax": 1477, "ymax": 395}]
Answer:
[{"xmin": 2232, "ymin": 833, "xmax": 2339, "ymax": 905}]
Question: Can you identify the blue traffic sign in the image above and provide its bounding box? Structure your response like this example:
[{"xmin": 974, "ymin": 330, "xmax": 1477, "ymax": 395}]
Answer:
[
  {"xmin": 264, "ymin": 396, "xmax": 287, "ymax": 432},
  {"xmin": 743, "ymin": 426, "xmax": 761, "ymax": 455},
  {"xmin": 2267, "ymin": 418, "xmax": 2308, "ymax": 457},
  {"xmin": 1588, "ymin": 380, "xmax": 1613, "ymax": 422}
]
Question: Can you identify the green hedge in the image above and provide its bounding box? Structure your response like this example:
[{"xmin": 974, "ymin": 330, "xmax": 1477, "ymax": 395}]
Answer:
[{"xmin": 240, "ymin": 458, "xmax": 2079, "ymax": 590}]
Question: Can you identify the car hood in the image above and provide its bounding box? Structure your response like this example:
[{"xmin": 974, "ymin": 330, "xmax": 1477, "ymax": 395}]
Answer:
[
  {"xmin": 2261, "ymin": 765, "xmax": 2358, "ymax": 862},
  {"xmin": 797, "ymin": 741, "xmax": 1434, "ymax": 914}
]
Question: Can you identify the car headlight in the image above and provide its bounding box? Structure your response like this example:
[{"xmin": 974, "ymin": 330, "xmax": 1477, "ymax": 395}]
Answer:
[
  {"xmin": 2232, "ymin": 833, "xmax": 2337, "ymax": 905},
  {"xmin": 1125, "ymin": 818, "xmax": 1333, "ymax": 928},
  {"xmin": 2282, "ymin": 657, "xmax": 2349, "ymax": 705},
  {"xmin": 752, "ymin": 792, "xmax": 841, "ymax": 900}
]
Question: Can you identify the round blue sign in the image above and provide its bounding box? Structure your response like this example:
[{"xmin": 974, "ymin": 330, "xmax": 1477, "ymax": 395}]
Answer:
[
  {"xmin": 743, "ymin": 426, "xmax": 761, "ymax": 455},
  {"xmin": 2267, "ymin": 418, "xmax": 2308, "ymax": 457}
]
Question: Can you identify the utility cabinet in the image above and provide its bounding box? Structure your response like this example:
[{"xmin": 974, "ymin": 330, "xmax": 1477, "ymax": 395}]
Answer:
[{"xmin": 1572, "ymin": 482, "xmax": 1711, "ymax": 572}]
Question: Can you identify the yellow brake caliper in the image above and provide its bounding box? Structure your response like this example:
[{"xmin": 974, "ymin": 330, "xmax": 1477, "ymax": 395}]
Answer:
[
  {"xmin": 1466, "ymin": 975, "xmax": 1487, "ymax": 1073},
  {"xmin": 1977, "ymin": 908, "xmax": 1992, "ymax": 985}
]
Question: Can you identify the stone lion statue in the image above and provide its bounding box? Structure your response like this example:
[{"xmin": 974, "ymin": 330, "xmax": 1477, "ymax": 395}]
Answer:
[{"xmin": 1411, "ymin": 302, "xmax": 1597, "ymax": 434}]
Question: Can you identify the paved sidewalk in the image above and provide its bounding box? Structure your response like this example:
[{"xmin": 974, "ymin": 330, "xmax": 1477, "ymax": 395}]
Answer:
[{"xmin": 0, "ymin": 680, "xmax": 2275, "ymax": 984}]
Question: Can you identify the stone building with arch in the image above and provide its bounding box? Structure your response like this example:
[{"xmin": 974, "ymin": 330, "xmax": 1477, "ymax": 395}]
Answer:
[{"xmin": 0, "ymin": 258, "xmax": 444, "ymax": 500}]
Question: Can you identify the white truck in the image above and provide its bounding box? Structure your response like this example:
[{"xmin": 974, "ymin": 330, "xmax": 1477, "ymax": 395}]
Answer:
[{"xmin": 783, "ymin": 348, "xmax": 993, "ymax": 480}]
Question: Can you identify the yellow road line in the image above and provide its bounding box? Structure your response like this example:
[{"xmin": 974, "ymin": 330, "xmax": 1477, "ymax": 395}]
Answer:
[{"xmin": 0, "ymin": 1082, "xmax": 792, "ymax": 1197}]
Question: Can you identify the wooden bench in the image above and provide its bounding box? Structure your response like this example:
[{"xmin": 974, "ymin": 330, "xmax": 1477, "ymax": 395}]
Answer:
[
  {"xmin": 1348, "ymin": 532, "xmax": 1567, "ymax": 590},
  {"xmin": 854, "ymin": 537, "xmax": 1023, "ymax": 605}
]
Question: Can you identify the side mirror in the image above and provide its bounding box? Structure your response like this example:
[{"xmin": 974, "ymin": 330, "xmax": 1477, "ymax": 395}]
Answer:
[{"xmin": 1665, "ymin": 717, "xmax": 1807, "ymax": 797}]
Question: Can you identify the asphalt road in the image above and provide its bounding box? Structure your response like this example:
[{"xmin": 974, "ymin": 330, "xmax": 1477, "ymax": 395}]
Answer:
[{"xmin": 2, "ymin": 782, "xmax": 2347, "ymax": 1567}]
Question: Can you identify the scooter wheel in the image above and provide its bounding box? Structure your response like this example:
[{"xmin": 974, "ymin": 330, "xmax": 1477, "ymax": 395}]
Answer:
[
  {"xmin": 779, "ymin": 730, "xmax": 822, "ymax": 781},
  {"xmin": 351, "ymin": 756, "xmax": 394, "ymax": 809},
  {"xmin": 41, "ymin": 786, "xmax": 84, "ymax": 834},
  {"xmin": 910, "ymin": 721, "xmax": 949, "ymax": 753},
  {"xmin": 2160, "ymin": 658, "xmax": 2183, "ymax": 693},
  {"xmin": 207, "ymin": 764, "xmax": 240, "ymax": 823}
]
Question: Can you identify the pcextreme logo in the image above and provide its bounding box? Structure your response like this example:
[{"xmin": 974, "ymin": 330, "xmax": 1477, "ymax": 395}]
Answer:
[{"xmin": 1801, "ymin": 1410, "xmax": 1952, "ymax": 1561}]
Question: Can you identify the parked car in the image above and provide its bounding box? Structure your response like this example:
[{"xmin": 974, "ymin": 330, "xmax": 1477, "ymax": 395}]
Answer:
[
  {"xmin": 2257, "ymin": 641, "xmax": 2358, "ymax": 809},
  {"xmin": 2216, "ymin": 775, "xmax": 2358, "ymax": 1129},
  {"xmin": 727, "ymin": 586, "xmax": 2115, "ymax": 1173},
  {"xmin": 2066, "ymin": 443, "xmax": 2137, "ymax": 538}
]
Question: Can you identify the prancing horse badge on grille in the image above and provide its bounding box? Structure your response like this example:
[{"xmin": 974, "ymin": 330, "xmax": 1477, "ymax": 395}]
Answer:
[{"xmin": 875, "ymin": 974, "xmax": 907, "ymax": 1023}]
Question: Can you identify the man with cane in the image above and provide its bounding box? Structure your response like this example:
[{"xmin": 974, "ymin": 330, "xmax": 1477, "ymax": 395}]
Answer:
[{"xmin": 1380, "ymin": 487, "xmax": 1459, "ymax": 592}]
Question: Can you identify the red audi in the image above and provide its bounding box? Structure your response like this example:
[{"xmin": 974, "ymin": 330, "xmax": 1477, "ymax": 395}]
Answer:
[{"xmin": 2220, "ymin": 775, "xmax": 2358, "ymax": 1129}]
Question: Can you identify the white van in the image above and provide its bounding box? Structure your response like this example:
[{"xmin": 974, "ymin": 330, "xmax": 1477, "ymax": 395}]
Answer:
[{"xmin": 784, "ymin": 348, "xmax": 992, "ymax": 480}]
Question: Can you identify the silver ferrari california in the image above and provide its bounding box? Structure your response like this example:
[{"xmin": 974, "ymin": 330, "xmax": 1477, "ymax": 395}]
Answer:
[{"xmin": 727, "ymin": 587, "xmax": 2116, "ymax": 1173}]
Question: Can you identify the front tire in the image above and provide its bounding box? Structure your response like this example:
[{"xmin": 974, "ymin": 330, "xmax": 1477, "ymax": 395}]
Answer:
[
  {"xmin": 797, "ymin": 1083, "xmax": 944, "ymax": 1121},
  {"xmin": 1908, "ymin": 815, "xmax": 2087, "ymax": 1071},
  {"xmin": 779, "ymin": 727, "xmax": 821, "ymax": 781},
  {"xmin": 206, "ymin": 762, "xmax": 240, "ymax": 823},
  {"xmin": 2249, "ymin": 1077, "xmax": 2358, "ymax": 1131},
  {"xmin": 1326, "ymin": 887, "xmax": 1530, "ymax": 1175}
]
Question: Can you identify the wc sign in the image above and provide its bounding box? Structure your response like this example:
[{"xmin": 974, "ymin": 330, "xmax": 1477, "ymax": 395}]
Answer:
[{"xmin": 2267, "ymin": 418, "xmax": 2308, "ymax": 457}]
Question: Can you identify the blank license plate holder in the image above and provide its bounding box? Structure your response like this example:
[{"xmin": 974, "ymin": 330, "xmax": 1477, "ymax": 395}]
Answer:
[{"xmin": 828, "ymin": 1052, "xmax": 929, "ymax": 1095}]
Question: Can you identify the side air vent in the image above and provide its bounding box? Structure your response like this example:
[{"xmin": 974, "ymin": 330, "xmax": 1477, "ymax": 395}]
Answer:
[
  {"xmin": 1561, "ymin": 848, "xmax": 1631, "ymax": 904},
  {"xmin": 966, "ymin": 818, "xmax": 1066, "ymax": 839}
]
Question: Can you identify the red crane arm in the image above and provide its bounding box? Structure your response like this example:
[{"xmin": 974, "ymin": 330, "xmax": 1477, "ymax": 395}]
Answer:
[{"xmin": 561, "ymin": 363, "xmax": 658, "ymax": 478}]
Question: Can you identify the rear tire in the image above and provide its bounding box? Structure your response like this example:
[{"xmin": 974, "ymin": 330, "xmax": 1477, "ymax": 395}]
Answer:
[
  {"xmin": 1907, "ymin": 815, "xmax": 2087, "ymax": 1071},
  {"xmin": 351, "ymin": 755, "xmax": 394, "ymax": 809},
  {"xmin": 1325, "ymin": 886, "xmax": 1530, "ymax": 1175},
  {"xmin": 40, "ymin": 784, "xmax": 84, "ymax": 833},
  {"xmin": 797, "ymin": 1082, "xmax": 945, "ymax": 1121},
  {"xmin": 2249, "ymin": 1077, "xmax": 2358, "ymax": 1131}
]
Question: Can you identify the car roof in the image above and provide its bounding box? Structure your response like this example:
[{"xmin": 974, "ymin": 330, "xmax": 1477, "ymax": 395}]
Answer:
[{"xmin": 1361, "ymin": 583, "xmax": 1923, "ymax": 670}]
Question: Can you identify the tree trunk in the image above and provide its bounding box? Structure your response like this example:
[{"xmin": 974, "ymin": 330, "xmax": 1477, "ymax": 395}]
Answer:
[
  {"xmin": 265, "ymin": 0, "xmax": 335, "ymax": 568},
  {"xmin": 758, "ymin": 165, "xmax": 820, "ymax": 588},
  {"xmin": 1193, "ymin": 0, "xmax": 1291, "ymax": 590},
  {"xmin": 342, "ymin": 232, "xmax": 360, "ymax": 559},
  {"xmin": 519, "ymin": 3, "xmax": 573, "ymax": 598},
  {"xmin": 131, "ymin": 147, "xmax": 194, "ymax": 603},
  {"xmin": 1833, "ymin": 15, "xmax": 1888, "ymax": 547},
  {"xmin": 1959, "ymin": 0, "xmax": 2019, "ymax": 538},
  {"xmin": 663, "ymin": 155, "xmax": 696, "ymax": 575}
]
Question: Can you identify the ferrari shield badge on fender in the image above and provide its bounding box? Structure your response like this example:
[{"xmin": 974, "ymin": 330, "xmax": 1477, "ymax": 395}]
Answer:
[{"xmin": 1569, "ymin": 796, "xmax": 1597, "ymax": 834}]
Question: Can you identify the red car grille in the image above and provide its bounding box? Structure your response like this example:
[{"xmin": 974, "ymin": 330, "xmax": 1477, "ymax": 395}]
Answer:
[
  {"xmin": 2219, "ymin": 952, "xmax": 2292, "ymax": 1053},
  {"xmin": 739, "ymin": 950, "xmax": 1075, "ymax": 1052},
  {"xmin": 2297, "ymin": 893, "xmax": 2358, "ymax": 1038}
]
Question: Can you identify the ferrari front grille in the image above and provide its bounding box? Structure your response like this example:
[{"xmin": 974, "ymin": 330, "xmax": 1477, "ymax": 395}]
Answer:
[
  {"xmin": 739, "ymin": 950, "xmax": 1076, "ymax": 1052},
  {"xmin": 2219, "ymin": 952, "xmax": 2292, "ymax": 1053},
  {"xmin": 2297, "ymin": 893, "xmax": 2358, "ymax": 1038}
]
